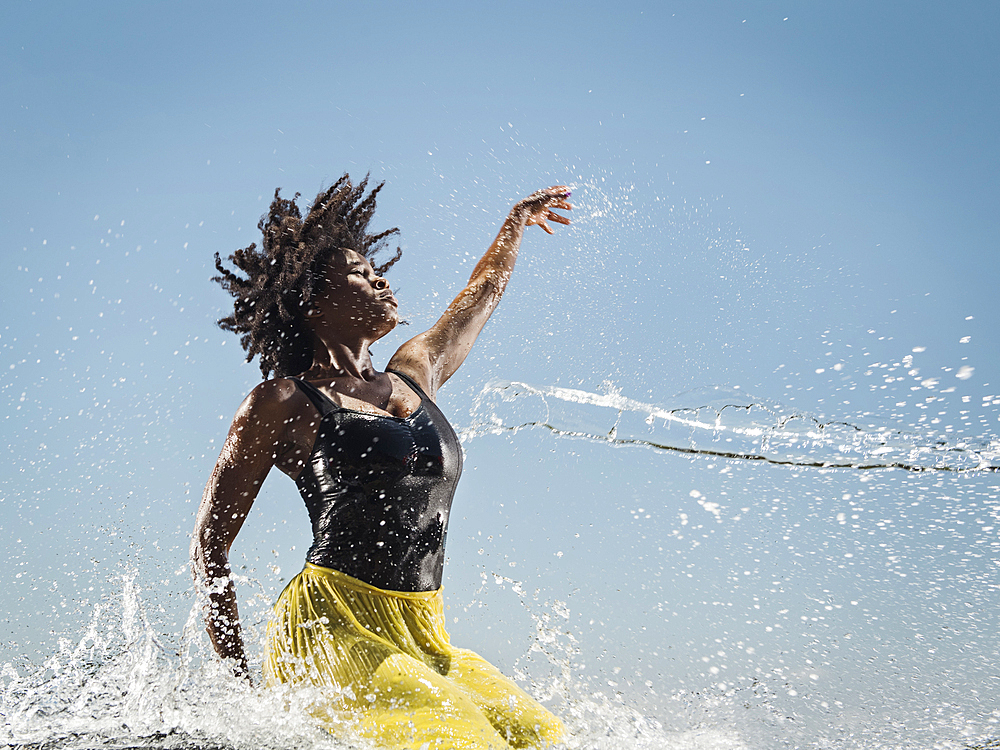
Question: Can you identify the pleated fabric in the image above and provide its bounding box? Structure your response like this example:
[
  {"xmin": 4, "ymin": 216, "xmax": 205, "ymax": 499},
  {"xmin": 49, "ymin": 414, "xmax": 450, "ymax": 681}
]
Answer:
[{"xmin": 263, "ymin": 563, "xmax": 565, "ymax": 750}]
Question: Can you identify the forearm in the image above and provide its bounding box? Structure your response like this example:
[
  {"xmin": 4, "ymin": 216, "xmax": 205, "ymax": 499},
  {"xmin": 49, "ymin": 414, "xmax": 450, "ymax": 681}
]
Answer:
[
  {"xmin": 193, "ymin": 546, "xmax": 250, "ymax": 676},
  {"xmin": 391, "ymin": 187, "xmax": 569, "ymax": 390},
  {"xmin": 467, "ymin": 207, "xmax": 529, "ymax": 289},
  {"xmin": 206, "ymin": 582, "xmax": 249, "ymax": 675}
]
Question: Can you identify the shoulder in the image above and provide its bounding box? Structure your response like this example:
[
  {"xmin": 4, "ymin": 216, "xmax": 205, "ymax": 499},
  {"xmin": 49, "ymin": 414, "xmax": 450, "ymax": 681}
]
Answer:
[
  {"xmin": 386, "ymin": 349, "xmax": 435, "ymax": 399},
  {"xmin": 242, "ymin": 377, "xmax": 303, "ymax": 407},
  {"xmin": 234, "ymin": 378, "xmax": 309, "ymax": 428}
]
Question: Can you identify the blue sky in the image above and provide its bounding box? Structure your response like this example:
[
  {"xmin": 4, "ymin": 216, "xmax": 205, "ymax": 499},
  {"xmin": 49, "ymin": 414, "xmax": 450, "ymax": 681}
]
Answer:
[{"xmin": 3, "ymin": 1, "xmax": 999, "ymax": 738}]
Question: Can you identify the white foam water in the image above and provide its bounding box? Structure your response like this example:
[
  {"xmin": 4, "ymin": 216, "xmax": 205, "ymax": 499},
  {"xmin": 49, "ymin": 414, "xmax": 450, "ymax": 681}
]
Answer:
[
  {"xmin": 4, "ymin": 565, "xmax": 999, "ymax": 749},
  {"xmin": 1, "ymin": 573, "xmax": 335, "ymax": 750},
  {"xmin": 0, "ymin": 572, "xmax": 752, "ymax": 750}
]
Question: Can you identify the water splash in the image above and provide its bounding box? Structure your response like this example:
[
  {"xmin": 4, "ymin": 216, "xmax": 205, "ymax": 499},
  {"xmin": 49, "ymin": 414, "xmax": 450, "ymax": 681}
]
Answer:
[
  {"xmin": 4, "ymin": 382, "xmax": 998, "ymax": 750},
  {"xmin": 1, "ymin": 572, "xmax": 753, "ymax": 750},
  {"xmin": 0, "ymin": 572, "xmax": 340, "ymax": 750},
  {"xmin": 461, "ymin": 381, "xmax": 1000, "ymax": 473}
]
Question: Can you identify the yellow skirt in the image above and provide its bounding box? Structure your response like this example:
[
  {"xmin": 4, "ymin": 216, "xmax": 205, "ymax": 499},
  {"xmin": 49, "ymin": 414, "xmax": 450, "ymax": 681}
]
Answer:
[{"xmin": 263, "ymin": 563, "xmax": 565, "ymax": 750}]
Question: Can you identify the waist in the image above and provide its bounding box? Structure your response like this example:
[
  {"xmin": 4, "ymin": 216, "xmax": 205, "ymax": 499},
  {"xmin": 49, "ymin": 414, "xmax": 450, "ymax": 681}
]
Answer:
[
  {"xmin": 301, "ymin": 482, "xmax": 451, "ymax": 591},
  {"xmin": 299, "ymin": 562, "xmax": 443, "ymax": 600}
]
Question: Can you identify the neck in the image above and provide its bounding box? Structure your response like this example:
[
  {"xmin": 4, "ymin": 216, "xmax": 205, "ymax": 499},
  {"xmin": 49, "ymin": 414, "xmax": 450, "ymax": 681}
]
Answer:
[{"xmin": 304, "ymin": 325, "xmax": 380, "ymax": 381}]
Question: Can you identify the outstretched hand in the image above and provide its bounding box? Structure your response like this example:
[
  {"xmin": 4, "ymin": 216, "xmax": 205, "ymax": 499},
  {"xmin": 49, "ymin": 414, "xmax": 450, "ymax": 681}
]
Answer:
[{"xmin": 515, "ymin": 186, "xmax": 573, "ymax": 235}]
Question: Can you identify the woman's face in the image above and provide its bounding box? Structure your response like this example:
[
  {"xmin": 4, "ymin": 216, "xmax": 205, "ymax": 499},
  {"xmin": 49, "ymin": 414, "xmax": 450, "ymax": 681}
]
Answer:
[{"xmin": 309, "ymin": 248, "xmax": 398, "ymax": 339}]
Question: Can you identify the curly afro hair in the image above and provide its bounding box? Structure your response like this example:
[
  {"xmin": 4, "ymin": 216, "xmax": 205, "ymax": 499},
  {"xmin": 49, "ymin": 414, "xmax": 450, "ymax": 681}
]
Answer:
[{"xmin": 212, "ymin": 174, "xmax": 402, "ymax": 379}]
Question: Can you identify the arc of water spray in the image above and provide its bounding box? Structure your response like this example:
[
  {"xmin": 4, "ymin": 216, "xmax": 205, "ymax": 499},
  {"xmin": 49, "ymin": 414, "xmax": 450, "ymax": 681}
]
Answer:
[{"xmin": 461, "ymin": 381, "xmax": 1000, "ymax": 474}]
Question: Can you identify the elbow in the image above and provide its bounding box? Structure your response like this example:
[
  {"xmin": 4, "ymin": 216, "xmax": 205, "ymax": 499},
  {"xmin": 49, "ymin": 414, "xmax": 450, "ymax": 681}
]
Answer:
[
  {"xmin": 190, "ymin": 526, "xmax": 228, "ymax": 582},
  {"xmin": 463, "ymin": 274, "xmax": 504, "ymax": 309},
  {"xmin": 189, "ymin": 536, "xmax": 209, "ymax": 582}
]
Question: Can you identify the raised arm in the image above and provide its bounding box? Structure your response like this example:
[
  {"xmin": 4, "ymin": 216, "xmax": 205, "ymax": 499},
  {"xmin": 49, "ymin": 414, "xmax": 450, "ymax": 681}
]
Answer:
[
  {"xmin": 388, "ymin": 186, "xmax": 571, "ymax": 395},
  {"xmin": 190, "ymin": 380, "xmax": 298, "ymax": 679}
]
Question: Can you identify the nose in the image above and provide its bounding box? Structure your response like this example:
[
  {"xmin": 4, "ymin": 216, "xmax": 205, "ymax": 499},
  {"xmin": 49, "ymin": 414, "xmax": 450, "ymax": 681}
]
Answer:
[{"xmin": 373, "ymin": 277, "xmax": 389, "ymax": 291}]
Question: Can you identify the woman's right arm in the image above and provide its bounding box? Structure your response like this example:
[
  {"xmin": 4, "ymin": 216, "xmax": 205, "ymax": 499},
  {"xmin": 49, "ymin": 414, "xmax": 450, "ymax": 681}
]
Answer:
[
  {"xmin": 191, "ymin": 380, "xmax": 297, "ymax": 679},
  {"xmin": 387, "ymin": 187, "xmax": 571, "ymax": 397}
]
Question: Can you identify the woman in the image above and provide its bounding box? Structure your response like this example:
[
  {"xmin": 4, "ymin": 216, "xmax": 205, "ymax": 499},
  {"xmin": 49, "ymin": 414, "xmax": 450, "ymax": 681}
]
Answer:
[{"xmin": 191, "ymin": 174, "xmax": 572, "ymax": 750}]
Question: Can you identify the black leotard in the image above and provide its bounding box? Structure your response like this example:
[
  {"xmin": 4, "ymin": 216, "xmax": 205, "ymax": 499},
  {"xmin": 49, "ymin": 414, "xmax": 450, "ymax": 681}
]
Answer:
[{"xmin": 292, "ymin": 370, "xmax": 463, "ymax": 592}]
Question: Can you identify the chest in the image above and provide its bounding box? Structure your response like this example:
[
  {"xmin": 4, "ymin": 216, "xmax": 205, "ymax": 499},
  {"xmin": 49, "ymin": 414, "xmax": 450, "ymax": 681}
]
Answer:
[{"xmin": 308, "ymin": 406, "xmax": 461, "ymax": 485}]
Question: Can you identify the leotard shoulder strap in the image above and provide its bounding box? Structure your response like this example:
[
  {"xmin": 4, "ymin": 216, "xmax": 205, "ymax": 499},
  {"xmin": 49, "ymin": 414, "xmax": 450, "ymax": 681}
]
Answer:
[
  {"xmin": 290, "ymin": 378, "xmax": 338, "ymax": 417},
  {"xmin": 386, "ymin": 369, "xmax": 431, "ymax": 402}
]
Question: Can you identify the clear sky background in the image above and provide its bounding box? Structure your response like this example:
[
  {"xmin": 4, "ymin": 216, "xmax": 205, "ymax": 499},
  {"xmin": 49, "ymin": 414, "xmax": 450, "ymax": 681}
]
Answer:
[{"xmin": 3, "ymin": 2, "xmax": 999, "ymax": 745}]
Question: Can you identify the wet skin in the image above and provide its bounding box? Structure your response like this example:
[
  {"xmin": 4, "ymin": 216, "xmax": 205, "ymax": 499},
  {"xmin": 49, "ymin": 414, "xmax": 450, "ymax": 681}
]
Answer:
[{"xmin": 191, "ymin": 186, "xmax": 571, "ymax": 678}]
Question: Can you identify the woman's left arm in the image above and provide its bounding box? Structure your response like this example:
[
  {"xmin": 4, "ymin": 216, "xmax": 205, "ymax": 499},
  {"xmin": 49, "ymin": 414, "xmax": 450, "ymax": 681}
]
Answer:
[{"xmin": 388, "ymin": 186, "xmax": 571, "ymax": 396}]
